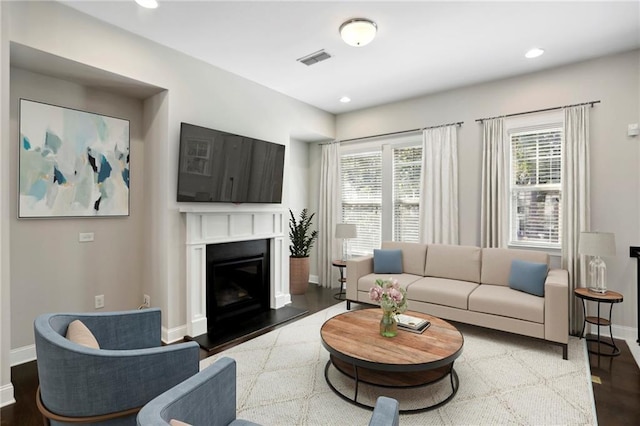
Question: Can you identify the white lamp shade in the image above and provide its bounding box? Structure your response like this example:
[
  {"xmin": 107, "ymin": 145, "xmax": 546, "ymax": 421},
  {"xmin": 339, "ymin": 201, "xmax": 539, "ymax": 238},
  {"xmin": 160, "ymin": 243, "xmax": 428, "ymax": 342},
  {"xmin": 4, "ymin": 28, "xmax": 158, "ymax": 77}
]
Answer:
[
  {"xmin": 578, "ymin": 232, "xmax": 616, "ymax": 257},
  {"xmin": 339, "ymin": 19, "xmax": 377, "ymax": 47},
  {"xmin": 335, "ymin": 223, "xmax": 358, "ymax": 239}
]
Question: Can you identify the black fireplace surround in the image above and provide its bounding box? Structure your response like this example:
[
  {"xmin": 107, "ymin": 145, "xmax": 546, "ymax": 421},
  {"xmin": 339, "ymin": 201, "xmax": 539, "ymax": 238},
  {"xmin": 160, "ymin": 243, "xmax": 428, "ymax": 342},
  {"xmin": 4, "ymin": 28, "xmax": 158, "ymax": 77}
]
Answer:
[{"xmin": 206, "ymin": 239, "xmax": 270, "ymax": 337}]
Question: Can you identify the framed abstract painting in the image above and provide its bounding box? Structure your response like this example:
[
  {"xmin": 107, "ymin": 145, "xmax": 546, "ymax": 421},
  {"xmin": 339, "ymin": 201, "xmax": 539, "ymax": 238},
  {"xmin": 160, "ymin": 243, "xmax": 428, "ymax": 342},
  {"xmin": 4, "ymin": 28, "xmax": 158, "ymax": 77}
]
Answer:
[{"xmin": 19, "ymin": 99, "xmax": 130, "ymax": 218}]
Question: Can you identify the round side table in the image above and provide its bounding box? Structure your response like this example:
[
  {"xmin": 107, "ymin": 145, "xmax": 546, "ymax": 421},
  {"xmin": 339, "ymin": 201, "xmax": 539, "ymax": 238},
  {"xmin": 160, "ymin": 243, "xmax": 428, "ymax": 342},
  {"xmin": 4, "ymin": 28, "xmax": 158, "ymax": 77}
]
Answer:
[
  {"xmin": 332, "ymin": 260, "xmax": 347, "ymax": 300},
  {"xmin": 574, "ymin": 287, "xmax": 623, "ymax": 357}
]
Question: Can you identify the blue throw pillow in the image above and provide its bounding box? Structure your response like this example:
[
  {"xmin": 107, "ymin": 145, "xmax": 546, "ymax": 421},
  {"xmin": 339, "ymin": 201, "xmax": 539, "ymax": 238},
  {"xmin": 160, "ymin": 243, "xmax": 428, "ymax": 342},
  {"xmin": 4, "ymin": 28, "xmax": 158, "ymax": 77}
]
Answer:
[
  {"xmin": 373, "ymin": 249, "xmax": 403, "ymax": 274},
  {"xmin": 509, "ymin": 259, "xmax": 548, "ymax": 297}
]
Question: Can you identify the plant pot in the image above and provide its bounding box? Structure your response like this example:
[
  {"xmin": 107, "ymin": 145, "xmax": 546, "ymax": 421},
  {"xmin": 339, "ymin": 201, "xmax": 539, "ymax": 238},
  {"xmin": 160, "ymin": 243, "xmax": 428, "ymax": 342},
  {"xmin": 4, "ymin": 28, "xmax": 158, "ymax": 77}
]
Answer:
[{"xmin": 290, "ymin": 257, "xmax": 310, "ymax": 295}]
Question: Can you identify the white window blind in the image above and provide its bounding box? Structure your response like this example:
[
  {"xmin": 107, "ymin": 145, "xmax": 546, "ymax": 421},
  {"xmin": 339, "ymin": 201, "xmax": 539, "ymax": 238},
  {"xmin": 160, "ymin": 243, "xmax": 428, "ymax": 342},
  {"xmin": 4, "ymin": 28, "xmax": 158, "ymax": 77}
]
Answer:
[
  {"xmin": 510, "ymin": 128, "xmax": 563, "ymax": 247},
  {"xmin": 341, "ymin": 151, "xmax": 382, "ymax": 255},
  {"xmin": 393, "ymin": 146, "xmax": 421, "ymax": 242}
]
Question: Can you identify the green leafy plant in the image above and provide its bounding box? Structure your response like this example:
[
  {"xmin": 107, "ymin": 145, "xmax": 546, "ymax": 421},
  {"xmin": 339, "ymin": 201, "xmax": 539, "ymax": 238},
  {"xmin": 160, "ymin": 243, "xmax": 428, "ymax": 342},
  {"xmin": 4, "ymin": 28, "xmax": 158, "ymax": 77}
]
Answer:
[{"xmin": 289, "ymin": 208, "xmax": 318, "ymax": 258}]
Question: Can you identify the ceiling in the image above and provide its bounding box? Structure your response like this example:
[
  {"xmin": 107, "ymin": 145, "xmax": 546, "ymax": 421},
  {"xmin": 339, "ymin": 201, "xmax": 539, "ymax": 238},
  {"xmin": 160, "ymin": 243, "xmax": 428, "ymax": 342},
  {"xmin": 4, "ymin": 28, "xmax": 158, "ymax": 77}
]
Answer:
[{"xmin": 61, "ymin": 1, "xmax": 640, "ymax": 115}]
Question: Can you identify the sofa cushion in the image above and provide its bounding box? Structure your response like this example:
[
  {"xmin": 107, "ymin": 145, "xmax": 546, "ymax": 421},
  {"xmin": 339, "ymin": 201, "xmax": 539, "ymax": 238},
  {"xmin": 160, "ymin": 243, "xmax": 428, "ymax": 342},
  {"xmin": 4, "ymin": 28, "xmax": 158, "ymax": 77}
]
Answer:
[
  {"xmin": 65, "ymin": 320, "xmax": 100, "ymax": 349},
  {"xmin": 425, "ymin": 244, "xmax": 481, "ymax": 283},
  {"xmin": 373, "ymin": 249, "xmax": 403, "ymax": 274},
  {"xmin": 357, "ymin": 274, "xmax": 423, "ymax": 292},
  {"xmin": 407, "ymin": 277, "xmax": 479, "ymax": 310},
  {"xmin": 468, "ymin": 284, "xmax": 544, "ymax": 323},
  {"xmin": 481, "ymin": 248, "xmax": 549, "ymax": 287},
  {"xmin": 509, "ymin": 259, "xmax": 548, "ymax": 297},
  {"xmin": 381, "ymin": 241, "xmax": 428, "ymax": 276}
]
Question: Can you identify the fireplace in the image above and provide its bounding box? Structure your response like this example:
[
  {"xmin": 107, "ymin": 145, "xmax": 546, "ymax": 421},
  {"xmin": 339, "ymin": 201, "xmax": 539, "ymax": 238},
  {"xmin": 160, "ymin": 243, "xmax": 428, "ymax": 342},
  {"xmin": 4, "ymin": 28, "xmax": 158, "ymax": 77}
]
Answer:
[
  {"xmin": 206, "ymin": 239, "xmax": 270, "ymax": 336},
  {"xmin": 181, "ymin": 209, "xmax": 291, "ymax": 340}
]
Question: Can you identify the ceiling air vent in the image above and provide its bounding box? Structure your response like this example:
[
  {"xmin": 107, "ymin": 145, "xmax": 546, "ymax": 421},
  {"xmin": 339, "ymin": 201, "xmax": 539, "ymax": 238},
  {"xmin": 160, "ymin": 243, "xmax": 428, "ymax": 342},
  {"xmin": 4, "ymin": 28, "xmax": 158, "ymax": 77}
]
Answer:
[{"xmin": 297, "ymin": 49, "xmax": 332, "ymax": 66}]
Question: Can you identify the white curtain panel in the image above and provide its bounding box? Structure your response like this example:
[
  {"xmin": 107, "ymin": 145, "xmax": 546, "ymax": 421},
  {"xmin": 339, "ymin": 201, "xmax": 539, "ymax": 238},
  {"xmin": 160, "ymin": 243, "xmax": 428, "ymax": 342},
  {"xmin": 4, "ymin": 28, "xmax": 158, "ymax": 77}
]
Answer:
[
  {"xmin": 562, "ymin": 105, "xmax": 591, "ymax": 334},
  {"xmin": 317, "ymin": 143, "xmax": 341, "ymax": 288},
  {"xmin": 418, "ymin": 125, "xmax": 459, "ymax": 244},
  {"xmin": 480, "ymin": 118, "xmax": 509, "ymax": 248}
]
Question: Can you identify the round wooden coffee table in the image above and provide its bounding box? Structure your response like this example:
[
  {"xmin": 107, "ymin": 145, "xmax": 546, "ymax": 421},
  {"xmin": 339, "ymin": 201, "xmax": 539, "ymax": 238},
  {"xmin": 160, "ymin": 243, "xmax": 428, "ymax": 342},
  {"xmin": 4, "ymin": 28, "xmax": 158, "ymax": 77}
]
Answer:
[{"xmin": 320, "ymin": 308, "xmax": 463, "ymax": 413}]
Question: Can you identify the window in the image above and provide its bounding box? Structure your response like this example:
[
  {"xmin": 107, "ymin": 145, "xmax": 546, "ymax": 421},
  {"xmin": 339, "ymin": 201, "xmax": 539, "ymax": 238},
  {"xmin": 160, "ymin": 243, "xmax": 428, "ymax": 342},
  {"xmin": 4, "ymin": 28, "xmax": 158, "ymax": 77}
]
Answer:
[
  {"xmin": 341, "ymin": 151, "xmax": 382, "ymax": 255},
  {"xmin": 509, "ymin": 127, "xmax": 563, "ymax": 248},
  {"xmin": 340, "ymin": 137, "xmax": 422, "ymax": 255},
  {"xmin": 393, "ymin": 146, "xmax": 421, "ymax": 242},
  {"xmin": 182, "ymin": 138, "xmax": 212, "ymax": 176}
]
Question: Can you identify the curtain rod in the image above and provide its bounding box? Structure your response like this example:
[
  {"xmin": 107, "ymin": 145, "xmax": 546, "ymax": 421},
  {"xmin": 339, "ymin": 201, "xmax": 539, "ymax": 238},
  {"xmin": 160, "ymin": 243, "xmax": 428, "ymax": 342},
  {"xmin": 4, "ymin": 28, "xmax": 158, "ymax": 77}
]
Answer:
[
  {"xmin": 475, "ymin": 100, "xmax": 601, "ymax": 123},
  {"xmin": 330, "ymin": 121, "xmax": 464, "ymax": 145}
]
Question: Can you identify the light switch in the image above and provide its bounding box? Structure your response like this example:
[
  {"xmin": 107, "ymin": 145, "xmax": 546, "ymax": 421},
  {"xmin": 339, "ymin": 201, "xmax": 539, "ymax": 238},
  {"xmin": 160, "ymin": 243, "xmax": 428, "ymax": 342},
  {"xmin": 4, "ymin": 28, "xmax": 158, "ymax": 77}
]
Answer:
[{"xmin": 79, "ymin": 232, "xmax": 94, "ymax": 242}]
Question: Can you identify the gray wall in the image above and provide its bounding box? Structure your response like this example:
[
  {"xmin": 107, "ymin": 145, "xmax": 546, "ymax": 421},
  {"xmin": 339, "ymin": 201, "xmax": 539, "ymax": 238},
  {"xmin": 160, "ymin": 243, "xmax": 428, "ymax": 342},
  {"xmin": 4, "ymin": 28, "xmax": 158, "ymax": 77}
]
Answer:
[
  {"xmin": 0, "ymin": 0, "xmax": 334, "ymax": 403},
  {"xmin": 9, "ymin": 68, "xmax": 146, "ymax": 349},
  {"xmin": 288, "ymin": 138, "xmax": 321, "ymax": 281},
  {"xmin": 323, "ymin": 50, "xmax": 640, "ymax": 335},
  {"xmin": 0, "ymin": 0, "xmax": 12, "ymax": 406}
]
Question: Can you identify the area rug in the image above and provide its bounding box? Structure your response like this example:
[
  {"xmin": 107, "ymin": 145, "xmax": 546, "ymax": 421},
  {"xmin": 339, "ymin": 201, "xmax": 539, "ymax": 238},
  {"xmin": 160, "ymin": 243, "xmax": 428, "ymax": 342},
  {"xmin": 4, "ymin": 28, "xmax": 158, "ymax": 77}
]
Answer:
[{"xmin": 200, "ymin": 303, "xmax": 597, "ymax": 425}]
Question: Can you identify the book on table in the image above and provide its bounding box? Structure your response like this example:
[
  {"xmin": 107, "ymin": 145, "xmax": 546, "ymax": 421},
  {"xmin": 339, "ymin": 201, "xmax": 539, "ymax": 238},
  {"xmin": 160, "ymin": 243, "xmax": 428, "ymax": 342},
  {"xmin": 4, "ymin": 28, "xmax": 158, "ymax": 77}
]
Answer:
[{"xmin": 396, "ymin": 314, "xmax": 430, "ymax": 332}]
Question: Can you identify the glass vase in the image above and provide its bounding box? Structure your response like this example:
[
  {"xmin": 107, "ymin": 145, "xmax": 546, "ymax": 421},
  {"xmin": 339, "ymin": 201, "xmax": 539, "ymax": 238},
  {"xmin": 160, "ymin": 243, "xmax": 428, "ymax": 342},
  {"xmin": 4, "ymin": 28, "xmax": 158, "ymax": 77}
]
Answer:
[{"xmin": 379, "ymin": 310, "xmax": 398, "ymax": 337}]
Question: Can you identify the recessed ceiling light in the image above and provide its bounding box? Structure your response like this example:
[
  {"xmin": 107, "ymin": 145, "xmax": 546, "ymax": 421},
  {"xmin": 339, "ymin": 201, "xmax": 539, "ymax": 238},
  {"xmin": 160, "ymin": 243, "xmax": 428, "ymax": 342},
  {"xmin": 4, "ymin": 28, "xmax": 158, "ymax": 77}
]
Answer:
[
  {"xmin": 525, "ymin": 48, "xmax": 545, "ymax": 59},
  {"xmin": 135, "ymin": 0, "xmax": 158, "ymax": 9},
  {"xmin": 339, "ymin": 96, "xmax": 351, "ymax": 103}
]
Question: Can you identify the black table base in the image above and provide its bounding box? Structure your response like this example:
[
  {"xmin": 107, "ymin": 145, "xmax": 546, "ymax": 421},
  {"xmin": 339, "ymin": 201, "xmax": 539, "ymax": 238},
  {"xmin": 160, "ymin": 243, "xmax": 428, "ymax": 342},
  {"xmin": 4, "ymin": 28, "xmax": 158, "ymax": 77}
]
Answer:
[{"xmin": 323, "ymin": 357, "xmax": 459, "ymax": 414}]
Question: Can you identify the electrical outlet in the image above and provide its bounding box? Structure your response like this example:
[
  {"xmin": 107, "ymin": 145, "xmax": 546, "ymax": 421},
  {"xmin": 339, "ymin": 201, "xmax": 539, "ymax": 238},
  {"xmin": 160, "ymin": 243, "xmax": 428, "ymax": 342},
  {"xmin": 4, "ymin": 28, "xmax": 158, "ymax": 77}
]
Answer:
[
  {"xmin": 95, "ymin": 294, "xmax": 105, "ymax": 309},
  {"xmin": 143, "ymin": 294, "xmax": 151, "ymax": 308}
]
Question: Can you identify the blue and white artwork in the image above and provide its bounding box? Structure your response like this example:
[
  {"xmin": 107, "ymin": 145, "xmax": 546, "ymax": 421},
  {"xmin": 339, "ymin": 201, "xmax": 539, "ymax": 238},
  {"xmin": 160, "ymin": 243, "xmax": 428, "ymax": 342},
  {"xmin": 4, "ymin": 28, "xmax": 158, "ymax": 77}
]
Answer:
[{"xmin": 19, "ymin": 99, "xmax": 130, "ymax": 218}]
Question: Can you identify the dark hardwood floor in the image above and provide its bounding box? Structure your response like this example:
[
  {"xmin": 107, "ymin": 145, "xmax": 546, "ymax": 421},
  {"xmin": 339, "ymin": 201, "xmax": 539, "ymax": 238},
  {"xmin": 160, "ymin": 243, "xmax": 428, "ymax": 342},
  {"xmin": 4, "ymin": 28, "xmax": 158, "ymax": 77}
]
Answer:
[
  {"xmin": 2, "ymin": 285, "xmax": 639, "ymax": 425},
  {"xmin": 587, "ymin": 336, "xmax": 640, "ymax": 425}
]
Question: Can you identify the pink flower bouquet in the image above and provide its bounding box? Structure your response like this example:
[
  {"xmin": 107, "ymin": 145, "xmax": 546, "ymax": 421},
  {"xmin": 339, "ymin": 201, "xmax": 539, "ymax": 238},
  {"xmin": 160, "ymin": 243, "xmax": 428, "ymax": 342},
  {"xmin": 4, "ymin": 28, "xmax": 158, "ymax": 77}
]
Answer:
[{"xmin": 369, "ymin": 278, "xmax": 408, "ymax": 315}]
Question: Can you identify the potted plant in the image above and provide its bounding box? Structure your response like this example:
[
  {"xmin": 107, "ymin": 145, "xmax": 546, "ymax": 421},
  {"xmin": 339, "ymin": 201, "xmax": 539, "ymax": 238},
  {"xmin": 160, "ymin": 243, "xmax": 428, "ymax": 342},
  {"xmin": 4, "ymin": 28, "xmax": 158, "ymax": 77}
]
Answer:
[{"xmin": 289, "ymin": 208, "xmax": 318, "ymax": 295}]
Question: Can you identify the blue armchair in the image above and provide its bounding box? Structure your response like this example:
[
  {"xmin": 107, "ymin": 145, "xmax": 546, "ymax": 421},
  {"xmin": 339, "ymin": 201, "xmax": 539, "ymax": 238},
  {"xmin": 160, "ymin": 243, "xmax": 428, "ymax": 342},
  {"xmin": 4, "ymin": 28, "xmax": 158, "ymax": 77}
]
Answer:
[
  {"xmin": 369, "ymin": 396, "xmax": 400, "ymax": 426},
  {"xmin": 34, "ymin": 308, "xmax": 200, "ymax": 425},
  {"xmin": 138, "ymin": 357, "xmax": 400, "ymax": 426},
  {"xmin": 137, "ymin": 357, "xmax": 257, "ymax": 426}
]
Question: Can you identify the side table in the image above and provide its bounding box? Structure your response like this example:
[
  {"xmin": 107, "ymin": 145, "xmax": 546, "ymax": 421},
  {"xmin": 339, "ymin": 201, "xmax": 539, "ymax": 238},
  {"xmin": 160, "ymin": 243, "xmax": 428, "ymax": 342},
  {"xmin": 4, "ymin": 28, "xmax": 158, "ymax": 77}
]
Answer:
[
  {"xmin": 332, "ymin": 260, "xmax": 347, "ymax": 301},
  {"xmin": 574, "ymin": 287, "xmax": 623, "ymax": 357}
]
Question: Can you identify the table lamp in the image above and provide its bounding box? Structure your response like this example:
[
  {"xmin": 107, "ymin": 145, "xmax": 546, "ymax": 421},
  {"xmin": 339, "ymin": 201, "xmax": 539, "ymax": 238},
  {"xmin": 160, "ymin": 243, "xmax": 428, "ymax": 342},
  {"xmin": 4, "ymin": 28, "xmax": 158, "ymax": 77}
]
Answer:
[
  {"xmin": 336, "ymin": 223, "xmax": 358, "ymax": 261},
  {"xmin": 578, "ymin": 231, "xmax": 616, "ymax": 294}
]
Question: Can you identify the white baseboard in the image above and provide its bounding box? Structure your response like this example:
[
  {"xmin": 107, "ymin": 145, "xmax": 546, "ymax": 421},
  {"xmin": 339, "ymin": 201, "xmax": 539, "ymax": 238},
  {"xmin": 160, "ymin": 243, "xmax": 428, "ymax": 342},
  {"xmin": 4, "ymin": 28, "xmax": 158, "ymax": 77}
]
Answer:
[
  {"xmin": 609, "ymin": 324, "xmax": 640, "ymax": 369},
  {"xmin": 587, "ymin": 323, "xmax": 638, "ymax": 341},
  {"xmin": 309, "ymin": 274, "xmax": 319, "ymax": 284},
  {"xmin": 162, "ymin": 324, "xmax": 188, "ymax": 344},
  {"xmin": 10, "ymin": 344, "xmax": 36, "ymax": 366},
  {"xmin": 0, "ymin": 383, "xmax": 16, "ymax": 408},
  {"xmin": 275, "ymin": 293, "xmax": 291, "ymax": 308},
  {"xmin": 612, "ymin": 324, "xmax": 638, "ymax": 341}
]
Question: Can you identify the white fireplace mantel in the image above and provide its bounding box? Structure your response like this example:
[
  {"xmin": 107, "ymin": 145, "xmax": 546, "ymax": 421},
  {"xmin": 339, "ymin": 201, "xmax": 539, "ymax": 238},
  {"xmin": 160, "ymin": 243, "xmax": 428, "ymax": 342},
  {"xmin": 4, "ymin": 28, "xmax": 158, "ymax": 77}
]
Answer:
[{"xmin": 181, "ymin": 208, "xmax": 290, "ymax": 337}]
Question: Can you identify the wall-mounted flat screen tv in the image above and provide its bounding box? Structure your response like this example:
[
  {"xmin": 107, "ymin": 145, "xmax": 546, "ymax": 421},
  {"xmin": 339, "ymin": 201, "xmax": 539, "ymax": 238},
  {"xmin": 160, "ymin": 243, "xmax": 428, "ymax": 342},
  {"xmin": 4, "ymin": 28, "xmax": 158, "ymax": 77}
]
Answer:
[{"xmin": 177, "ymin": 122, "xmax": 285, "ymax": 203}]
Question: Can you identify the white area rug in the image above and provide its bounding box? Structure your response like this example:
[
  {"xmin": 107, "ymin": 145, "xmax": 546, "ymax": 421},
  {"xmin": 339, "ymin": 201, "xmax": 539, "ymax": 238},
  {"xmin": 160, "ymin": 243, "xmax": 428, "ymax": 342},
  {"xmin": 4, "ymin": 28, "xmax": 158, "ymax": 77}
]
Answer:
[{"xmin": 200, "ymin": 303, "xmax": 597, "ymax": 425}]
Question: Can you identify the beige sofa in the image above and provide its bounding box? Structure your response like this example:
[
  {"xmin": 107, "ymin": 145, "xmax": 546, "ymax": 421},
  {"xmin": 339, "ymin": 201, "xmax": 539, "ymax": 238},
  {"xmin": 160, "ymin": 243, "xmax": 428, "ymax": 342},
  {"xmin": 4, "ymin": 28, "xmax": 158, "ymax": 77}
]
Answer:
[{"xmin": 346, "ymin": 241, "xmax": 569, "ymax": 359}]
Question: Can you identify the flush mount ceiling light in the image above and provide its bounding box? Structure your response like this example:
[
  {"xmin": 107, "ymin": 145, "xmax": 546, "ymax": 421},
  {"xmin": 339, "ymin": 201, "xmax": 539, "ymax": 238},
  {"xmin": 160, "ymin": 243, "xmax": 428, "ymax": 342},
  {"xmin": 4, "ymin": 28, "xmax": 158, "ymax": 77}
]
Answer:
[
  {"xmin": 339, "ymin": 96, "xmax": 351, "ymax": 103},
  {"xmin": 525, "ymin": 47, "xmax": 545, "ymax": 59},
  {"xmin": 135, "ymin": 0, "xmax": 158, "ymax": 9},
  {"xmin": 339, "ymin": 18, "xmax": 377, "ymax": 47}
]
